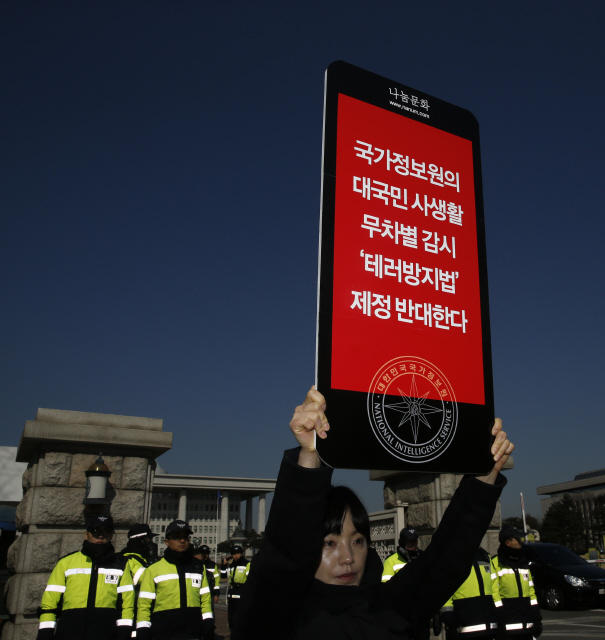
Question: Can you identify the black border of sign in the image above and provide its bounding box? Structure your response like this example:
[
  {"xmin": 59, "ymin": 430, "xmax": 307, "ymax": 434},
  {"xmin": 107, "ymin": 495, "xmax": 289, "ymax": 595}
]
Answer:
[{"xmin": 315, "ymin": 60, "xmax": 495, "ymax": 474}]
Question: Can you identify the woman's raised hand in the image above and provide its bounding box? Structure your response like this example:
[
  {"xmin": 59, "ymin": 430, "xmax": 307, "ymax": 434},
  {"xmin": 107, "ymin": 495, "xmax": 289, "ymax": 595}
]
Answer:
[
  {"xmin": 289, "ymin": 386, "xmax": 330, "ymax": 468},
  {"xmin": 477, "ymin": 418, "xmax": 514, "ymax": 484}
]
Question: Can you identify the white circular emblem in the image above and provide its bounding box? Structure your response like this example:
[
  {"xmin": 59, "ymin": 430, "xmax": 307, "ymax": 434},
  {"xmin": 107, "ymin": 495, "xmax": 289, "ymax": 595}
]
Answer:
[{"xmin": 367, "ymin": 356, "xmax": 458, "ymax": 463}]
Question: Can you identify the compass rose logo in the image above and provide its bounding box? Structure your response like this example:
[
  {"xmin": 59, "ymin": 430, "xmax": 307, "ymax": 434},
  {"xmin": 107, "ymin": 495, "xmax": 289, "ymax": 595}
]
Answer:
[
  {"xmin": 385, "ymin": 376, "xmax": 443, "ymax": 444},
  {"xmin": 367, "ymin": 356, "xmax": 458, "ymax": 463}
]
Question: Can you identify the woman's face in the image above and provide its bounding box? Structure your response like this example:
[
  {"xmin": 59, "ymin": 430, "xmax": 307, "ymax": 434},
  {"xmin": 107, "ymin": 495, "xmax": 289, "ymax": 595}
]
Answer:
[{"xmin": 315, "ymin": 510, "xmax": 368, "ymax": 586}]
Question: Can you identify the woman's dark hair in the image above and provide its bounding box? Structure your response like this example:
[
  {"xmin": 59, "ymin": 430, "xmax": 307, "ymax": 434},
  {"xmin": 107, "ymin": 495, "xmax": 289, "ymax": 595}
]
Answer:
[{"xmin": 323, "ymin": 485, "xmax": 371, "ymax": 544}]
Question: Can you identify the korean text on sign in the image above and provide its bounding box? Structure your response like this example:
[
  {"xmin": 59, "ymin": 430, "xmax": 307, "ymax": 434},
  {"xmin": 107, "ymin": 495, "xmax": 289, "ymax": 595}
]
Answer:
[{"xmin": 350, "ymin": 290, "xmax": 468, "ymax": 332}]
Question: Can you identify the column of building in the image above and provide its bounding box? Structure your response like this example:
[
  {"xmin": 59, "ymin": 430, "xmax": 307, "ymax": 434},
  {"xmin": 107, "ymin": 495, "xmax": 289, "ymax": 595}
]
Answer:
[
  {"xmin": 178, "ymin": 488, "xmax": 187, "ymax": 521},
  {"xmin": 219, "ymin": 490, "xmax": 229, "ymax": 543},
  {"xmin": 258, "ymin": 492, "xmax": 266, "ymax": 533},
  {"xmin": 245, "ymin": 496, "xmax": 253, "ymax": 530}
]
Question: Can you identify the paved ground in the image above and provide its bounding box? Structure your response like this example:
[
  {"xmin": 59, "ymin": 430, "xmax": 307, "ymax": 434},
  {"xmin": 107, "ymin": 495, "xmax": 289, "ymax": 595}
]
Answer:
[
  {"xmin": 213, "ymin": 600, "xmax": 230, "ymax": 639},
  {"xmin": 212, "ymin": 584, "xmax": 605, "ymax": 640},
  {"xmin": 541, "ymin": 608, "xmax": 605, "ymax": 639}
]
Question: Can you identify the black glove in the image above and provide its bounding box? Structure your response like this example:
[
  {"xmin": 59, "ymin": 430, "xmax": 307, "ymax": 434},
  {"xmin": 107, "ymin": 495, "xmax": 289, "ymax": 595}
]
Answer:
[
  {"xmin": 135, "ymin": 627, "xmax": 153, "ymax": 640},
  {"xmin": 440, "ymin": 611, "xmax": 456, "ymax": 630},
  {"xmin": 116, "ymin": 625, "xmax": 134, "ymax": 640},
  {"xmin": 432, "ymin": 612, "xmax": 443, "ymax": 636},
  {"xmin": 202, "ymin": 617, "xmax": 216, "ymax": 635},
  {"xmin": 36, "ymin": 629, "xmax": 55, "ymax": 640},
  {"xmin": 533, "ymin": 620, "xmax": 543, "ymax": 638}
]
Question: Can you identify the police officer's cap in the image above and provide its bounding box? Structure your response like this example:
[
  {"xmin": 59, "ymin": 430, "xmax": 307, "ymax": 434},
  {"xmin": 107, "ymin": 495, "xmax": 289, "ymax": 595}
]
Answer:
[
  {"xmin": 499, "ymin": 525, "xmax": 525, "ymax": 542},
  {"xmin": 165, "ymin": 520, "xmax": 193, "ymax": 536},
  {"xmin": 87, "ymin": 515, "xmax": 114, "ymax": 532},
  {"xmin": 127, "ymin": 523, "xmax": 158, "ymax": 539},
  {"xmin": 230, "ymin": 544, "xmax": 244, "ymax": 555},
  {"xmin": 399, "ymin": 527, "xmax": 419, "ymax": 543},
  {"xmin": 199, "ymin": 544, "xmax": 211, "ymax": 555}
]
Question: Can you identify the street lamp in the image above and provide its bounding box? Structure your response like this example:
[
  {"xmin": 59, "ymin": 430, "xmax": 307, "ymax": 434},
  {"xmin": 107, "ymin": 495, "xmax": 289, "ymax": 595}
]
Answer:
[{"xmin": 83, "ymin": 453, "xmax": 112, "ymax": 509}]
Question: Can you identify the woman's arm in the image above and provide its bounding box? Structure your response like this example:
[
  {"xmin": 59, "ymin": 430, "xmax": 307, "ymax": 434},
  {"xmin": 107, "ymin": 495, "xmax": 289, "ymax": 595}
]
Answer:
[
  {"xmin": 383, "ymin": 420, "xmax": 513, "ymax": 622},
  {"xmin": 385, "ymin": 473, "xmax": 507, "ymax": 624},
  {"xmin": 232, "ymin": 388, "xmax": 333, "ymax": 640}
]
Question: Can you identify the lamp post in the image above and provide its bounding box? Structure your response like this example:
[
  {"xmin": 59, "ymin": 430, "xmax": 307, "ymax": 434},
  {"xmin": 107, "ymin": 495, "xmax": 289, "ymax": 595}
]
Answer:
[{"xmin": 83, "ymin": 453, "xmax": 111, "ymax": 512}]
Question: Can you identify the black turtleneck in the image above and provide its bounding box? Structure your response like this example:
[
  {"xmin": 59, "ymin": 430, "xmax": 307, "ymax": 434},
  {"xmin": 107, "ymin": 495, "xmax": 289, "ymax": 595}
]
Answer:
[
  {"xmin": 497, "ymin": 542, "xmax": 528, "ymax": 568},
  {"xmin": 163, "ymin": 546, "xmax": 194, "ymax": 565},
  {"xmin": 396, "ymin": 547, "xmax": 422, "ymax": 563},
  {"xmin": 82, "ymin": 540, "xmax": 116, "ymax": 565},
  {"xmin": 302, "ymin": 549, "xmax": 410, "ymax": 638}
]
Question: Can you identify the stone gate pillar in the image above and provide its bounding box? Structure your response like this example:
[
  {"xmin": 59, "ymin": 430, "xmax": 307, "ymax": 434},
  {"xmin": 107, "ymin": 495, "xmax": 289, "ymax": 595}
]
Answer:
[
  {"xmin": 371, "ymin": 464, "xmax": 512, "ymax": 557},
  {"xmin": 2, "ymin": 408, "xmax": 172, "ymax": 640}
]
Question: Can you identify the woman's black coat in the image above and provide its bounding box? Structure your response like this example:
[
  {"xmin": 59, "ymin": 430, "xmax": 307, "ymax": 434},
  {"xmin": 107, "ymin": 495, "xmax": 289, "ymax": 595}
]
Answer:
[{"xmin": 233, "ymin": 448, "xmax": 506, "ymax": 640}]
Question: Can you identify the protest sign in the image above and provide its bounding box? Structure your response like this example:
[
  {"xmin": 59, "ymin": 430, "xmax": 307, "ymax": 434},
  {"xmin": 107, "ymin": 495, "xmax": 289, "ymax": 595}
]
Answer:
[{"xmin": 316, "ymin": 61, "xmax": 494, "ymax": 472}]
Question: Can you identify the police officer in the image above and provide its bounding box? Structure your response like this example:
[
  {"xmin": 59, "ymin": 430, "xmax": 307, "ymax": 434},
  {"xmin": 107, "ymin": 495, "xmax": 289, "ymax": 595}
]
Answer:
[
  {"xmin": 382, "ymin": 527, "xmax": 434, "ymax": 640},
  {"xmin": 382, "ymin": 527, "xmax": 421, "ymax": 581},
  {"xmin": 193, "ymin": 546, "xmax": 220, "ymax": 640},
  {"xmin": 441, "ymin": 548, "xmax": 502, "ymax": 640},
  {"xmin": 223, "ymin": 545, "xmax": 250, "ymax": 630},
  {"xmin": 492, "ymin": 526, "xmax": 542, "ymax": 639},
  {"xmin": 37, "ymin": 515, "xmax": 135, "ymax": 640},
  {"xmin": 119, "ymin": 524, "xmax": 159, "ymax": 637},
  {"xmin": 193, "ymin": 545, "xmax": 220, "ymax": 606},
  {"xmin": 136, "ymin": 520, "xmax": 214, "ymax": 640}
]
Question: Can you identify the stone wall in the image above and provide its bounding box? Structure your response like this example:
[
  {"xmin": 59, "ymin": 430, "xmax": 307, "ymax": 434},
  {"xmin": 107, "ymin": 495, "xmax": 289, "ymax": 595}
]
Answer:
[
  {"xmin": 383, "ymin": 472, "xmax": 502, "ymax": 556},
  {"xmin": 1, "ymin": 409, "xmax": 172, "ymax": 640}
]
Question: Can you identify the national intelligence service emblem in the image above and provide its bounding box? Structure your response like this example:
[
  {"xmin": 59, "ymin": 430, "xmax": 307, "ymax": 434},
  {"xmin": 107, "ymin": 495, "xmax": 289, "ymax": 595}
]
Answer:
[{"xmin": 367, "ymin": 356, "xmax": 458, "ymax": 463}]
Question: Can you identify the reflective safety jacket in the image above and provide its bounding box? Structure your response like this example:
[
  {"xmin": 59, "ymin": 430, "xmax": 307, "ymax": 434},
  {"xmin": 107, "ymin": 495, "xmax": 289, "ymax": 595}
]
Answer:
[
  {"xmin": 121, "ymin": 552, "xmax": 151, "ymax": 638},
  {"xmin": 38, "ymin": 550, "xmax": 134, "ymax": 640},
  {"xmin": 491, "ymin": 554, "xmax": 540, "ymax": 636},
  {"xmin": 381, "ymin": 552, "xmax": 408, "ymax": 582},
  {"xmin": 442, "ymin": 555, "xmax": 502, "ymax": 637},
  {"xmin": 136, "ymin": 556, "xmax": 213, "ymax": 640},
  {"xmin": 226, "ymin": 558, "xmax": 250, "ymax": 598},
  {"xmin": 201, "ymin": 559, "xmax": 220, "ymax": 598},
  {"xmin": 123, "ymin": 552, "xmax": 148, "ymax": 590}
]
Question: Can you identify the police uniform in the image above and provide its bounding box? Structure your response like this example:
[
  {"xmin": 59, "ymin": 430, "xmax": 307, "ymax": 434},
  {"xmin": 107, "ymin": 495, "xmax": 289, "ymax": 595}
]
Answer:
[
  {"xmin": 37, "ymin": 515, "xmax": 135, "ymax": 640},
  {"xmin": 119, "ymin": 524, "xmax": 159, "ymax": 637},
  {"xmin": 136, "ymin": 520, "xmax": 213, "ymax": 640},
  {"xmin": 441, "ymin": 548, "xmax": 502, "ymax": 639},
  {"xmin": 381, "ymin": 527, "xmax": 421, "ymax": 582},
  {"xmin": 492, "ymin": 526, "xmax": 541, "ymax": 639},
  {"xmin": 225, "ymin": 545, "xmax": 250, "ymax": 630},
  {"xmin": 195, "ymin": 545, "xmax": 220, "ymax": 603}
]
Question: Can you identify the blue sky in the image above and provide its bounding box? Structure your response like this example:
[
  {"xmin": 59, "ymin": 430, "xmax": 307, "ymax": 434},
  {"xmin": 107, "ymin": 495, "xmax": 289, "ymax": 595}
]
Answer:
[{"xmin": 2, "ymin": 1, "xmax": 604, "ymax": 522}]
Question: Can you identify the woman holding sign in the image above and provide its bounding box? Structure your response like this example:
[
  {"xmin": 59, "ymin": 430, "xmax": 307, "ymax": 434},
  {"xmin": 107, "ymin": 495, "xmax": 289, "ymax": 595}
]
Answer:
[{"xmin": 233, "ymin": 387, "xmax": 513, "ymax": 640}]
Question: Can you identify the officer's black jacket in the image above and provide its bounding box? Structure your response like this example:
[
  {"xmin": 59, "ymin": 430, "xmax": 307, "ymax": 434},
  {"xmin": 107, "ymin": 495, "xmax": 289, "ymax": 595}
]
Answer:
[{"xmin": 233, "ymin": 448, "xmax": 506, "ymax": 640}]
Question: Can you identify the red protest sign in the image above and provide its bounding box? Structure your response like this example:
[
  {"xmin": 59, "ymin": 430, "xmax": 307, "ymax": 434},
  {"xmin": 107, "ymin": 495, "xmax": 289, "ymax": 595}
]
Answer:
[{"xmin": 316, "ymin": 61, "xmax": 494, "ymax": 472}]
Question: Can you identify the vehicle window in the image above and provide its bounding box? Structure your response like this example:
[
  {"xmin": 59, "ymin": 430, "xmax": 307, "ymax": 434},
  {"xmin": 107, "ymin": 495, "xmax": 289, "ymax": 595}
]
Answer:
[{"xmin": 529, "ymin": 545, "xmax": 587, "ymax": 567}]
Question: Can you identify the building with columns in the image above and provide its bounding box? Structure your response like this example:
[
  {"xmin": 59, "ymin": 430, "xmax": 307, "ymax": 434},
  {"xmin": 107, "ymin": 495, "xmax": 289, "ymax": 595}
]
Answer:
[
  {"xmin": 537, "ymin": 468, "xmax": 605, "ymax": 547},
  {"xmin": 150, "ymin": 470, "xmax": 275, "ymax": 556}
]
